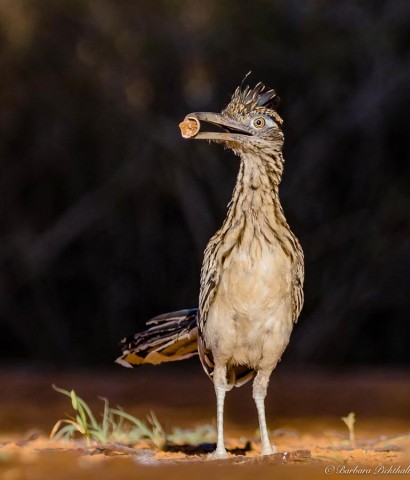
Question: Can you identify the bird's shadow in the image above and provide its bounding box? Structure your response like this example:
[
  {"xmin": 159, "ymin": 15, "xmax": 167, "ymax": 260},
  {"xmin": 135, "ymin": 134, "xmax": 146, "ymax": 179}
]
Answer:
[{"xmin": 163, "ymin": 441, "xmax": 252, "ymax": 456}]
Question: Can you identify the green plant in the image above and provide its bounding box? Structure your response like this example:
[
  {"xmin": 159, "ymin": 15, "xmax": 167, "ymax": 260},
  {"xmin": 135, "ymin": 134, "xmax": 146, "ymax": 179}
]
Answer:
[
  {"xmin": 50, "ymin": 385, "xmax": 216, "ymax": 449},
  {"xmin": 50, "ymin": 385, "xmax": 167, "ymax": 448},
  {"xmin": 341, "ymin": 412, "xmax": 356, "ymax": 448}
]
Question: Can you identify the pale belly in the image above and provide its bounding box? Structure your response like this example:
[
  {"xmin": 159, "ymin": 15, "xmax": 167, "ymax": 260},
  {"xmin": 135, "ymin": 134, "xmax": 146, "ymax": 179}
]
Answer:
[{"xmin": 203, "ymin": 243, "xmax": 294, "ymax": 371}]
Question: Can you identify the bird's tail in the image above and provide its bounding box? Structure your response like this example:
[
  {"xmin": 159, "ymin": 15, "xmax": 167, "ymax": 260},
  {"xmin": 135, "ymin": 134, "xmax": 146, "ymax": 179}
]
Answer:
[{"xmin": 116, "ymin": 308, "xmax": 198, "ymax": 368}]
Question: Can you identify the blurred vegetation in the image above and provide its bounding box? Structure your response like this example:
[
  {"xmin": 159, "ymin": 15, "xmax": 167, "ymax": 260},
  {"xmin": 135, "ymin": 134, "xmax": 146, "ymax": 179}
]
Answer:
[
  {"xmin": 0, "ymin": 0, "xmax": 409, "ymax": 366},
  {"xmin": 51, "ymin": 385, "xmax": 216, "ymax": 448}
]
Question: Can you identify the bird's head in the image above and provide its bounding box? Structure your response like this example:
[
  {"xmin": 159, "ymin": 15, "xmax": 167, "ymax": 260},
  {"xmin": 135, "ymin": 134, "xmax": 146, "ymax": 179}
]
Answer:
[{"xmin": 179, "ymin": 82, "xmax": 284, "ymax": 155}]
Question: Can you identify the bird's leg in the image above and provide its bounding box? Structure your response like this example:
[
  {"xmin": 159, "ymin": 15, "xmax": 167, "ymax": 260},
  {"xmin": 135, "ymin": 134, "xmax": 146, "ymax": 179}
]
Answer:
[
  {"xmin": 253, "ymin": 369, "xmax": 276, "ymax": 455},
  {"xmin": 212, "ymin": 365, "xmax": 230, "ymax": 458}
]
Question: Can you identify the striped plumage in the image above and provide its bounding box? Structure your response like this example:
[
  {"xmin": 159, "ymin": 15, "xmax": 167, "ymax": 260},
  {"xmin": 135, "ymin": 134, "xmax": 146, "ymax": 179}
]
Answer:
[
  {"xmin": 116, "ymin": 81, "xmax": 304, "ymax": 457},
  {"xmin": 117, "ymin": 309, "xmax": 198, "ymax": 367}
]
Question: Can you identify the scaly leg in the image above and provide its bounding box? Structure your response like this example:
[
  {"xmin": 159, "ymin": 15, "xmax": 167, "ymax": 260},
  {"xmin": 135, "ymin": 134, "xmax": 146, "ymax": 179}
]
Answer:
[
  {"xmin": 212, "ymin": 365, "xmax": 230, "ymax": 458},
  {"xmin": 253, "ymin": 370, "xmax": 276, "ymax": 455}
]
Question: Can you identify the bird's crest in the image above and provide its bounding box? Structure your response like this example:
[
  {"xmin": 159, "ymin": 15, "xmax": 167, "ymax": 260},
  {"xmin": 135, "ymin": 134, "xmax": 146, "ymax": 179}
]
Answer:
[{"xmin": 223, "ymin": 82, "xmax": 282, "ymax": 124}]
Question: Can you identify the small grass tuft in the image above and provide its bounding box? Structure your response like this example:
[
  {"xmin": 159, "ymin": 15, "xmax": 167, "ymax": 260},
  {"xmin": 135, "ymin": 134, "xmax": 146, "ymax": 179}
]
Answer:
[
  {"xmin": 50, "ymin": 385, "xmax": 215, "ymax": 449},
  {"xmin": 341, "ymin": 412, "xmax": 356, "ymax": 448}
]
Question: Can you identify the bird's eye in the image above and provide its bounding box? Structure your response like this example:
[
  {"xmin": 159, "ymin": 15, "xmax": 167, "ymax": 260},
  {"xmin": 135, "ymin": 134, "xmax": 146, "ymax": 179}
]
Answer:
[{"xmin": 252, "ymin": 117, "xmax": 266, "ymax": 129}]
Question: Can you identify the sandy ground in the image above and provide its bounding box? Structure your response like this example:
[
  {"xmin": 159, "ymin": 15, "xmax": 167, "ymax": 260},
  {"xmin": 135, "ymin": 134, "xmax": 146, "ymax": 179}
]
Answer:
[{"xmin": 0, "ymin": 363, "xmax": 409, "ymax": 479}]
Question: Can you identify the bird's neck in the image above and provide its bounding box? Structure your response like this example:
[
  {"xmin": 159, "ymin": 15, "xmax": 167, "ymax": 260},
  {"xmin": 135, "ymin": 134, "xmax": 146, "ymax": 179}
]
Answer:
[
  {"xmin": 226, "ymin": 149, "xmax": 287, "ymax": 227},
  {"xmin": 213, "ymin": 148, "xmax": 299, "ymax": 261}
]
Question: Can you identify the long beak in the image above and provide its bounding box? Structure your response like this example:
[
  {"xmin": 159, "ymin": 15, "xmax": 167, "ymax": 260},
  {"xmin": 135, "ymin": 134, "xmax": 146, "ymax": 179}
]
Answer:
[{"xmin": 179, "ymin": 112, "xmax": 250, "ymax": 141}]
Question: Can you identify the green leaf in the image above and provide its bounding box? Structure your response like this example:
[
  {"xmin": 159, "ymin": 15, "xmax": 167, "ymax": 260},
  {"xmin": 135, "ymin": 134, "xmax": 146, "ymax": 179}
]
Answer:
[
  {"xmin": 70, "ymin": 390, "xmax": 78, "ymax": 410},
  {"xmin": 52, "ymin": 385, "xmax": 71, "ymax": 398}
]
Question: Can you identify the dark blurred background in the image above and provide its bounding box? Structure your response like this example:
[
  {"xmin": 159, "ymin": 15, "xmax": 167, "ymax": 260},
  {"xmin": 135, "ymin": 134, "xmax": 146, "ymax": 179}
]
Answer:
[{"xmin": 0, "ymin": 0, "xmax": 409, "ymax": 368}]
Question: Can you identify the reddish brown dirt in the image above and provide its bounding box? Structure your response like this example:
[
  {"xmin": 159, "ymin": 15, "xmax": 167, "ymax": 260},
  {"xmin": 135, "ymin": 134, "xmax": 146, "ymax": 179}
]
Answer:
[{"xmin": 0, "ymin": 364, "xmax": 409, "ymax": 479}]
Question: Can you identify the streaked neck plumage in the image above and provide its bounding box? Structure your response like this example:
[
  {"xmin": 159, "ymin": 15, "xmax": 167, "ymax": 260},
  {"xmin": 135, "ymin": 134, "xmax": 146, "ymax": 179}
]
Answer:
[{"xmin": 216, "ymin": 143, "xmax": 297, "ymax": 261}]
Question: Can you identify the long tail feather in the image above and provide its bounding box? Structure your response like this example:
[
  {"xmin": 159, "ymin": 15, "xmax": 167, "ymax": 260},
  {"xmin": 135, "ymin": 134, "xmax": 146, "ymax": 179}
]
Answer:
[{"xmin": 116, "ymin": 308, "xmax": 198, "ymax": 367}]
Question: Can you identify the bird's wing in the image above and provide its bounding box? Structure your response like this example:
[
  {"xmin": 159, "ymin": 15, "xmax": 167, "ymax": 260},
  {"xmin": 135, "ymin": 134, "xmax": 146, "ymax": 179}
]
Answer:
[
  {"xmin": 292, "ymin": 248, "xmax": 305, "ymax": 323},
  {"xmin": 198, "ymin": 237, "xmax": 222, "ymax": 331},
  {"xmin": 116, "ymin": 308, "xmax": 198, "ymax": 367}
]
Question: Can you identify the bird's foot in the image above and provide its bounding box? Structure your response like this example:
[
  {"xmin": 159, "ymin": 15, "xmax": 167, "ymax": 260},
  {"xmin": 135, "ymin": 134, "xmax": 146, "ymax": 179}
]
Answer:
[
  {"xmin": 261, "ymin": 443, "xmax": 277, "ymax": 456},
  {"xmin": 210, "ymin": 447, "xmax": 228, "ymax": 459}
]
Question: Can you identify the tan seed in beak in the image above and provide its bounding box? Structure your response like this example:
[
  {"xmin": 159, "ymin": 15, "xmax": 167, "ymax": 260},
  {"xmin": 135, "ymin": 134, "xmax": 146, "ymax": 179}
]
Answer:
[{"xmin": 179, "ymin": 117, "xmax": 200, "ymax": 138}]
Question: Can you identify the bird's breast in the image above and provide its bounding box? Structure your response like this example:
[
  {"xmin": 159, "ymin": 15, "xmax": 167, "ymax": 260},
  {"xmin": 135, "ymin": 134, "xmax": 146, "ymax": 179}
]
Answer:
[
  {"xmin": 202, "ymin": 236, "xmax": 294, "ymax": 369},
  {"xmin": 220, "ymin": 237, "xmax": 292, "ymax": 314}
]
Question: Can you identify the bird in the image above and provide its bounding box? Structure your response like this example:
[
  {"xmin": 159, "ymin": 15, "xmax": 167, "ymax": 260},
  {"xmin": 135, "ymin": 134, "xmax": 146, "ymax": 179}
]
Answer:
[{"xmin": 116, "ymin": 81, "xmax": 304, "ymax": 457}]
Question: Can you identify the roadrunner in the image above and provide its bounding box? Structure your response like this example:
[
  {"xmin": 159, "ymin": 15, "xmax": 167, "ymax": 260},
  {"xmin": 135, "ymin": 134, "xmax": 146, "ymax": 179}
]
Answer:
[{"xmin": 116, "ymin": 81, "xmax": 304, "ymax": 457}]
